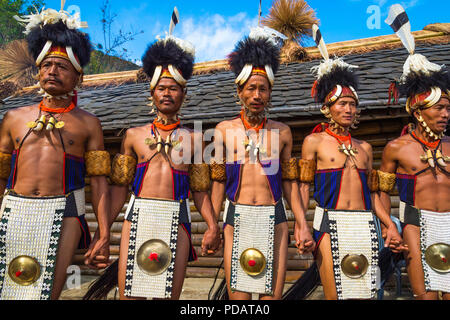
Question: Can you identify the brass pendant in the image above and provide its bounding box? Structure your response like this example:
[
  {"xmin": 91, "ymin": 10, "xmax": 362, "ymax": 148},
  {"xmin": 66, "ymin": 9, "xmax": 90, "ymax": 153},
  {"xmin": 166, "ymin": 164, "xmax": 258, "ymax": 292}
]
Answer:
[
  {"xmin": 8, "ymin": 255, "xmax": 41, "ymax": 286},
  {"xmin": 240, "ymin": 248, "xmax": 266, "ymax": 276},
  {"xmin": 425, "ymin": 243, "xmax": 450, "ymax": 273},
  {"xmin": 55, "ymin": 121, "xmax": 65, "ymax": 129},
  {"xmin": 27, "ymin": 121, "xmax": 37, "ymax": 129},
  {"xmin": 341, "ymin": 254, "xmax": 369, "ymax": 279},
  {"xmin": 145, "ymin": 137, "xmax": 156, "ymax": 146},
  {"xmin": 136, "ymin": 239, "xmax": 173, "ymax": 276}
]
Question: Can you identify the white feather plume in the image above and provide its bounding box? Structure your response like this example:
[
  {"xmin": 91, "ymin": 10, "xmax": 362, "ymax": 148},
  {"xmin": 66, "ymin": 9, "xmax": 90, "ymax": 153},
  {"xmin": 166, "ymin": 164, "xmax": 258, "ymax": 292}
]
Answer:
[
  {"xmin": 385, "ymin": 4, "xmax": 415, "ymax": 55},
  {"xmin": 14, "ymin": 7, "xmax": 87, "ymax": 35},
  {"xmin": 169, "ymin": 7, "xmax": 179, "ymax": 36},
  {"xmin": 311, "ymin": 57, "xmax": 359, "ymax": 80},
  {"xmin": 401, "ymin": 53, "xmax": 444, "ymax": 81},
  {"xmin": 312, "ymin": 24, "xmax": 329, "ymax": 61},
  {"xmin": 249, "ymin": 26, "xmax": 287, "ymax": 47}
]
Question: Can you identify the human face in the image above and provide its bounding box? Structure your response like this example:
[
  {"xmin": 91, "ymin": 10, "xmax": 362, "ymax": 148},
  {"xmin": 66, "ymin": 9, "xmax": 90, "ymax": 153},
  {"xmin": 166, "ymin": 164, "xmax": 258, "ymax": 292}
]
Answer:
[
  {"xmin": 417, "ymin": 97, "xmax": 450, "ymax": 134},
  {"xmin": 152, "ymin": 78, "xmax": 185, "ymax": 116},
  {"xmin": 237, "ymin": 75, "xmax": 271, "ymax": 116},
  {"xmin": 39, "ymin": 57, "xmax": 80, "ymax": 96},
  {"xmin": 329, "ymin": 97, "xmax": 358, "ymax": 128}
]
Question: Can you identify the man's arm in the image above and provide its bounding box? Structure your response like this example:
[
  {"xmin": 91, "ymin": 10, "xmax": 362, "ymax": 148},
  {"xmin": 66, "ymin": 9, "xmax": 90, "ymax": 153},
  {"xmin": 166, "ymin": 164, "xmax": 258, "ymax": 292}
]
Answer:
[
  {"xmin": 0, "ymin": 112, "xmax": 15, "ymax": 205},
  {"xmin": 281, "ymin": 127, "xmax": 315, "ymax": 255},
  {"xmin": 210, "ymin": 124, "xmax": 226, "ymax": 221},
  {"xmin": 109, "ymin": 130, "xmax": 136, "ymax": 227},
  {"xmin": 374, "ymin": 141, "xmax": 408, "ymax": 253},
  {"xmin": 83, "ymin": 117, "xmax": 111, "ymax": 269},
  {"xmin": 190, "ymin": 130, "xmax": 221, "ymax": 256}
]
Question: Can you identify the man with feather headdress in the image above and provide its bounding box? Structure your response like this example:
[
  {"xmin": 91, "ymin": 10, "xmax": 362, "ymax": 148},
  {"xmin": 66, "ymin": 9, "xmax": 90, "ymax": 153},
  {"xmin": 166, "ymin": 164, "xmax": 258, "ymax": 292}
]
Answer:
[
  {"xmin": 0, "ymin": 1, "xmax": 111, "ymax": 300},
  {"xmin": 83, "ymin": 8, "xmax": 221, "ymax": 301},
  {"xmin": 209, "ymin": 26, "xmax": 314, "ymax": 300},
  {"xmin": 293, "ymin": 23, "xmax": 405, "ymax": 300},
  {"xmin": 378, "ymin": 4, "xmax": 450, "ymax": 300}
]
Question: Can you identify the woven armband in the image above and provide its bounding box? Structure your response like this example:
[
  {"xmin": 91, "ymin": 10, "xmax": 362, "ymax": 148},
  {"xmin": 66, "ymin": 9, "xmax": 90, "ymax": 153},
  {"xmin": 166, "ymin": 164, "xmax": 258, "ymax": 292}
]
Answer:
[
  {"xmin": 281, "ymin": 158, "xmax": 299, "ymax": 181},
  {"xmin": 298, "ymin": 159, "xmax": 316, "ymax": 183},
  {"xmin": 0, "ymin": 152, "xmax": 12, "ymax": 180},
  {"xmin": 368, "ymin": 169, "xmax": 379, "ymax": 192},
  {"xmin": 210, "ymin": 160, "xmax": 226, "ymax": 182},
  {"xmin": 189, "ymin": 163, "xmax": 211, "ymax": 192},
  {"xmin": 85, "ymin": 150, "xmax": 111, "ymax": 177},
  {"xmin": 377, "ymin": 170, "xmax": 396, "ymax": 193},
  {"xmin": 110, "ymin": 154, "xmax": 137, "ymax": 186}
]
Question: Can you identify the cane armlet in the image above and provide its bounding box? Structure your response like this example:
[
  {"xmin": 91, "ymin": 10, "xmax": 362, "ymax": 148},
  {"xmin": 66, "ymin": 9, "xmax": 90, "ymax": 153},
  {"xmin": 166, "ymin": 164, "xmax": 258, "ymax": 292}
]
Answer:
[
  {"xmin": 298, "ymin": 159, "xmax": 316, "ymax": 183},
  {"xmin": 110, "ymin": 154, "xmax": 137, "ymax": 186},
  {"xmin": 281, "ymin": 158, "xmax": 299, "ymax": 181},
  {"xmin": 85, "ymin": 150, "xmax": 111, "ymax": 177},
  {"xmin": 210, "ymin": 160, "xmax": 226, "ymax": 183},
  {"xmin": 189, "ymin": 163, "xmax": 211, "ymax": 192},
  {"xmin": 377, "ymin": 170, "xmax": 396, "ymax": 193}
]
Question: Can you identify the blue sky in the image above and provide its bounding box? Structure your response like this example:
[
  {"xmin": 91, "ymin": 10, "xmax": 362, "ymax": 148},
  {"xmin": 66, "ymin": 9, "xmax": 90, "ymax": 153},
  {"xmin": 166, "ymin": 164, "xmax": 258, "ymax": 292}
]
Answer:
[{"xmin": 42, "ymin": 0, "xmax": 449, "ymax": 63}]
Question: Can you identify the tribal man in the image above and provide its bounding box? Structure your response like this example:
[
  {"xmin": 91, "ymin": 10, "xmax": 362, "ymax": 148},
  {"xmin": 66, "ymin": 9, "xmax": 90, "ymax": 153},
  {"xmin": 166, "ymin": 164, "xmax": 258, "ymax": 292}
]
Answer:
[
  {"xmin": 210, "ymin": 27, "xmax": 314, "ymax": 300},
  {"xmin": 378, "ymin": 5, "xmax": 450, "ymax": 300},
  {"xmin": 294, "ymin": 24, "xmax": 405, "ymax": 300},
  {"xmin": 0, "ymin": 5, "xmax": 111, "ymax": 300},
  {"xmin": 84, "ymin": 25, "xmax": 221, "ymax": 300}
]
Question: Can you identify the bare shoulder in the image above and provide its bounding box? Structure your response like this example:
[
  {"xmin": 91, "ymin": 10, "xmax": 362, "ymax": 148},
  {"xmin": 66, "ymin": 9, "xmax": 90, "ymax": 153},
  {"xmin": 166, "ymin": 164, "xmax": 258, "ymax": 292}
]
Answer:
[
  {"xmin": 303, "ymin": 132, "xmax": 324, "ymax": 146},
  {"xmin": 4, "ymin": 104, "xmax": 37, "ymax": 120},
  {"xmin": 75, "ymin": 107, "xmax": 101, "ymax": 125},
  {"xmin": 268, "ymin": 119, "xmax": 290, "ymax": 131},
  {"xmin": 384, "ymin": 134, "xmax": 411, "ymax": 152},
  {"xmin": 353, "ymin": 138, "xmax": 372, "ymax": 153},
  {"xmin": 216, "ymin": 118, "xmax": 236, "ymax": 130}
]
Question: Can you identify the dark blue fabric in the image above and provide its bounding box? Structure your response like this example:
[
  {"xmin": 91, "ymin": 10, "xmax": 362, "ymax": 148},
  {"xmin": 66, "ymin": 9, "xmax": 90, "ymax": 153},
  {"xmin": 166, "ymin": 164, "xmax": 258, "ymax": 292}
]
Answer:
[
  {"xmin": 64, "ymin": 153, "xmax": 85, "ymax": 194},
  {"xmin": 6, "ymin": 150, "xmax": 18, "ymax": 189},
  {"xmin": 314, "ymin": 168, "xmax": 343, "ymax": 209},
  {"xmin": 132, "ymin": 162, "xmax": 148, "ymax": 196},
  {"xmin": 396, "ymin": 173, "xmax": 415, "ymax": 206},
  {"xmin": 226, "ymin": 161, "xmax": 283, "ymax": 203}
]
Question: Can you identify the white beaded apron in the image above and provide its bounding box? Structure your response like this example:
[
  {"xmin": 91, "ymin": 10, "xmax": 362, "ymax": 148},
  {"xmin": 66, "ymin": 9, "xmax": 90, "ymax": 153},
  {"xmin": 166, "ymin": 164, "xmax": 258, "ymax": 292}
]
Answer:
[
  {"xmin": 0, "ymin": 193, "xmax": 66, "ymax": 300},
  {"xmin": 419, "ymin": 210, "xmax": 450, "ymax": 293},
  {"xmin": 124, "ymin": 197, "xmax": 181, "ymax": 299},
  {"xmin": 314, "ymin": 207, "xmax": 379, "ymax": 300},
  {"xmin": 230, "ymin": 203, "xmax": 275, "ymax": 295}
]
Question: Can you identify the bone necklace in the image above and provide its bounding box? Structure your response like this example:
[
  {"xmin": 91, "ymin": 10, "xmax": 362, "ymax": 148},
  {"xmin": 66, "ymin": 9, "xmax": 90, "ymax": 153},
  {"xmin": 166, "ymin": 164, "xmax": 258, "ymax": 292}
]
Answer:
[
  {"xmin": 240, "ymin": 110, "xmax": 267, "ymax": 157},
  {"xmin": 325, "ymin": 128, "xmax": 358, "ymax": 158},
  {"xmin": 145, "ymin": 119, "xmax": 181, "ymax": 154},
  {"xmin": 411, "ymin": 131, "xmax": 448, "ymax": 169}
]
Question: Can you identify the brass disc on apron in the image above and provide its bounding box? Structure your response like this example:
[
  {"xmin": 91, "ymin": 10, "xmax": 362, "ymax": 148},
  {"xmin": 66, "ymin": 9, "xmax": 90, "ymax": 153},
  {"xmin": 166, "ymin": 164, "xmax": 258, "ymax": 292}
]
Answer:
[
  {"xmin": 425, "ymin": 243, "xmax": 450, "ymax": 273},
  {"xmin": 341, "ymin": 254, "xmax": 369, "ymax": 279},
  {"xmin": 240, "ymin": 248, "xmax": 266, "ymax": 276},
  {"xmin": 8, "ymin": 256, "xmax": 41, "ymax": 286},
  {"xmin": 136, "ymin": 239, "xmax": 172, "ymax": 276}
]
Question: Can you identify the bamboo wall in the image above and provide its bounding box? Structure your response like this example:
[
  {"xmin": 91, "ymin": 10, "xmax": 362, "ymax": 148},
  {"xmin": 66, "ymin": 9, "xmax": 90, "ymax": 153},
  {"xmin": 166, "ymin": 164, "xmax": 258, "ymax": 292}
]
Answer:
[{"xmin": 74, "ymin": 117, "xmax": 409, "ymax": 282}]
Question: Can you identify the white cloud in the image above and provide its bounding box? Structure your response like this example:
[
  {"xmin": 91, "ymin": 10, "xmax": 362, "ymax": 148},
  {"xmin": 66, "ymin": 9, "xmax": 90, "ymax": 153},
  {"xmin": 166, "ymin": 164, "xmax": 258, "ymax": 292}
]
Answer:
[{"xmin": 175, "ymin": 13, "xmax": 258, "ymax": 63}]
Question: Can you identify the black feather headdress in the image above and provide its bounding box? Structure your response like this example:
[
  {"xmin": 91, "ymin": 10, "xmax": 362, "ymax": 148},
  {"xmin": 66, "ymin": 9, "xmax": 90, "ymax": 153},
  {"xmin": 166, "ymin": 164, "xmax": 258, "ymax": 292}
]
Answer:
[
  {"xmin": 229, "ymin": 27, "xmax": 284, "ymax": 87},
  {"xmin": 314, "ymin": 64, "xmax": 359, "ymax": 105},
  {"xmin": 310, "ymin": 24, "xmax": 359, "ymax": 106},
  {"xmin": 27, "ymin": 21, "xmax": 92, "ymax": 69},
  {"xmin": 14, "ymin": 5, "xmax": 91, "ymax": 73},
  {"xmin": 229, "ymin": 37, "xmax": 280, "ymax": 77},
  {"xmin": 142, "ymin": 37, "xmax": 195, "ymax": 89}
]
